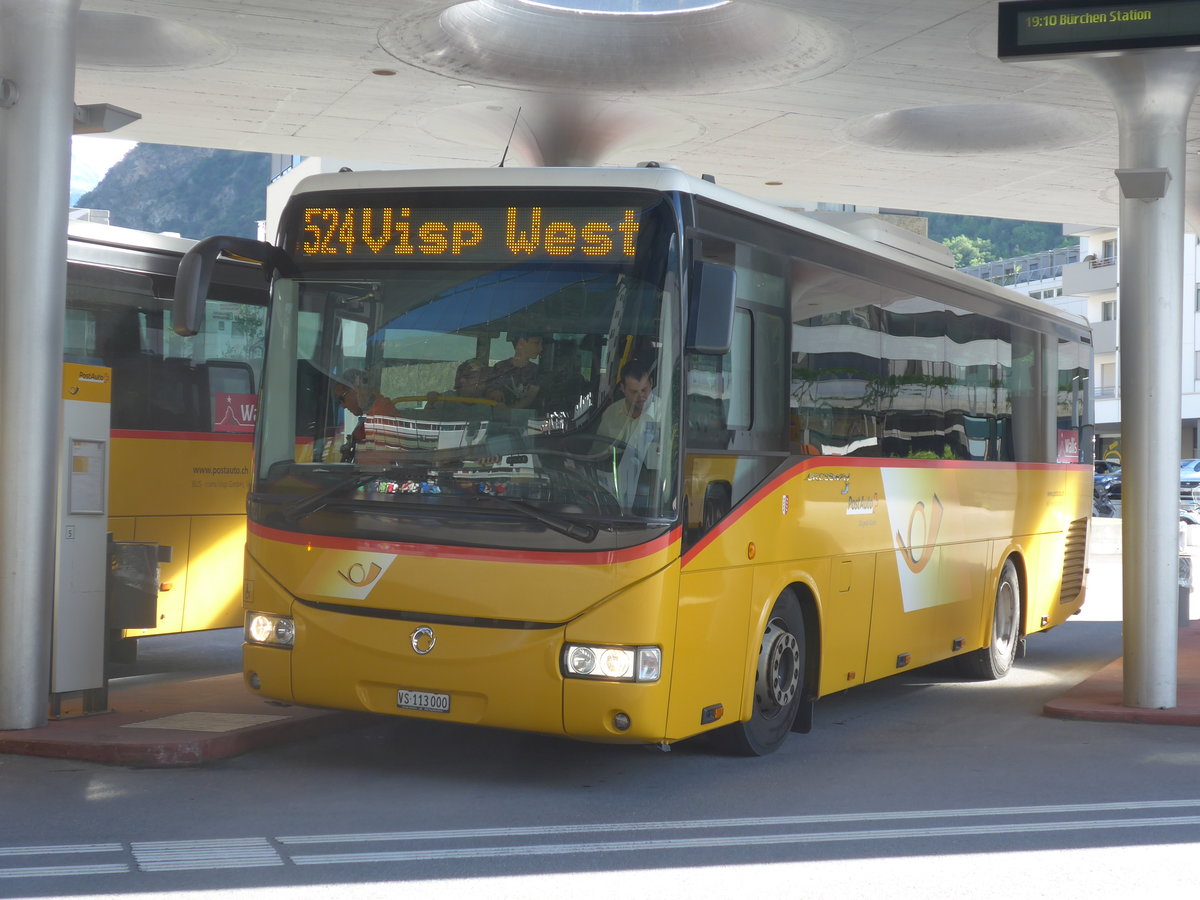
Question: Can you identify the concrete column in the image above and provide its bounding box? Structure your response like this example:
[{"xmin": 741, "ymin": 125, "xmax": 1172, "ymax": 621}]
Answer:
[
  {"xmin": 0, "ymin": 0, "xmax": 80, "ymax": 729},
  {"xmin": 1074, "ymin": 50, "xmax": 1200, "ymax": 709}
]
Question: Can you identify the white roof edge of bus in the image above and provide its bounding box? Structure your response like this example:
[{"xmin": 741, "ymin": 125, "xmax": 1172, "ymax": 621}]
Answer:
[
  {"xmin": 789, "ymin": 211, "xmax": 955, "ymax": 268},
  {"xmin": 287, "ymin": 166, "xmax": 1088, "ymax": 331},
  {"xmin": 68, "ymin": 218, "xmax": 197, "ymax": 255}
]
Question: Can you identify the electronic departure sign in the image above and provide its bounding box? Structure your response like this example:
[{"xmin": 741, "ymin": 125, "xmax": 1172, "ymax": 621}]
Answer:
[
  {"xmin": 287, "ymin": 202, "xmax": 644, "ymax": 263},
  {"xmin": 998, "ymin": 0, "xmax": 1200, "ymax": 60}
]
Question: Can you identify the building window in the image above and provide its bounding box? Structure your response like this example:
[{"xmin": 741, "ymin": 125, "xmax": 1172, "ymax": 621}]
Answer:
[
  {"xmin": 1100, "ymin": 362, "xmax": 1117, "ymax": 398},
  {"xmin": 1101, "ymin": 300, "xmax": 1116, "ymax": 321},
  {"xmin": 1101, "ymin": 238, "xmax": 1117, "ymax": 262}
]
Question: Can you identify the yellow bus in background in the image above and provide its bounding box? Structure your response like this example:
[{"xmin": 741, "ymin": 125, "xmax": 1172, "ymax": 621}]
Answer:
[
  {"xmin": 66, "ymin": 221, "xmax": 267, "ymax": 657},
  {"xmin": 176, "ymin": 167, "xmax": 1092, "ymax": 754}
]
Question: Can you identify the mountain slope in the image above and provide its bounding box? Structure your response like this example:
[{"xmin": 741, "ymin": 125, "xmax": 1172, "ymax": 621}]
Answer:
[{"xmin": 76, "ymin": 143, "xmax": 271, "ymax": 240}]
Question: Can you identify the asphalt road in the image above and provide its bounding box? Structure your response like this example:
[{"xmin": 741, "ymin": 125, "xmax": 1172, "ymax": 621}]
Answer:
[{"xmin": 1, "ymin": 548, "xmax": 1198, "ymax": 898}]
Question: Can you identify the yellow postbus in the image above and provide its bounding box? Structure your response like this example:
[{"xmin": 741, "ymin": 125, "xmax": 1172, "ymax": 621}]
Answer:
[
  {"xmin": 176, "ymin": 167, "xmax": 1092, "ymax": 754},
  {"xmin": 66, "ymin": 221, "xmax": 267, "ymax": 657}
]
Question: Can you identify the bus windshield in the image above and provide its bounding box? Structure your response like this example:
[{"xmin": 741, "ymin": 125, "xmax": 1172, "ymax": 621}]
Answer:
[{"xmin": 252, "ymin": 191, "xmax": 681, "ymax": 550}]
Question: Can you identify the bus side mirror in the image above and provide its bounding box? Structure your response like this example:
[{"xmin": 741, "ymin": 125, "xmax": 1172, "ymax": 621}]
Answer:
[
  {"xmin": 685, "ymin": 262, "xmax": 736, "ymax": 355},
  {"xmin": 174, "ymin": 236, "xmax": 282, "ymax": 337}
]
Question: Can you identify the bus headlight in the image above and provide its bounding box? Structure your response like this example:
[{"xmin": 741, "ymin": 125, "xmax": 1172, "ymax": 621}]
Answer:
[
  {"xmin": 562, "ymin": 644, "xmax": 661, "ymax": 682},
  {"xmin": 245, "ymin": 612, "xmax": 295, "ymax": 648}
]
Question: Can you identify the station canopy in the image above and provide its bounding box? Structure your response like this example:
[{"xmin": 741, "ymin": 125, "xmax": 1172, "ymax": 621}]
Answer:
[{"xmin": 71, "ymin": 0, "xmax": 1200, "ymax": 227}]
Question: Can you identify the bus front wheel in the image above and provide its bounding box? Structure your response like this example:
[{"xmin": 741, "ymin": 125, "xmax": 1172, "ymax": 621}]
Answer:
[
  {"xmin": 960, "ymin": 558, "xmax": 1021, "ymax": 681},
  {"xmin": 713, "ymin": 593, "xmax": 806, "ymax": 756}
]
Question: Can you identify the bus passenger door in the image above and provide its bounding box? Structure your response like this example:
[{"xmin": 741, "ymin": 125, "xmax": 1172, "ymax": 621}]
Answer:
[{"xmin": 682, "ymin": 241, "xmax": 790, "ymax": 549}]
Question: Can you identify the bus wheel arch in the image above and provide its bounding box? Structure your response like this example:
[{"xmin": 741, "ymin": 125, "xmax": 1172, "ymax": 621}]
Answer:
[
  {"xmin": 960, "ymin": 553, "xmax": 1024, "ymax": 680},
  {"xmin": 712, "ymin": 586, "xmax": 814, "ymax": 756}
]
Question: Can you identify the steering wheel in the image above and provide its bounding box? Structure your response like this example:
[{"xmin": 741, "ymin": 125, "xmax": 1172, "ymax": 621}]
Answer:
[{"xmin": 557, "ymin": 431, "xmax": 628, "ymax": 461}]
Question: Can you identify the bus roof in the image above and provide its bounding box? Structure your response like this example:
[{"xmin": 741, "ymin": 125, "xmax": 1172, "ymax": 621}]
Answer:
[{"xmin": 68, "ymin": 219, "xmax": 199, "ymax": 256}]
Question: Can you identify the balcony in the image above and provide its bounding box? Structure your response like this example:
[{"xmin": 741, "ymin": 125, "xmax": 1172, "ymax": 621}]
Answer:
[{"xmin": 1062, "ymin": 257, "xmax": 1118, "ymax": 295}]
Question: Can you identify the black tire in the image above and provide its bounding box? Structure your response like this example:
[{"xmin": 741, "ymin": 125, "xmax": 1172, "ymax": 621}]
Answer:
[
  {"xmin": 959, "ymin": 558, "xmax": 1021, "ymax": 680},
  {"xmin": 712, "ymin": 593, "xmax": 806, "ymax": 756}
]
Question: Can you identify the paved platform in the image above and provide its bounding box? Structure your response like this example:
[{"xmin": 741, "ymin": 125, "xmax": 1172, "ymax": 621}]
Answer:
[
  {"xmin": 0, "ymin": 672, "xmax": 367, "ymax": 767},
  {"xmin": 1043, "ymin": 621, "xmax": 1200, "ymax": 725}
]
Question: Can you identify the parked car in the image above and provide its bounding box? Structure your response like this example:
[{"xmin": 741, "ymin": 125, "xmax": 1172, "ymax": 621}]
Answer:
[
  {"xmin": 1180, "ymin": 459, "xmax": 1200, "ymax": 505},
  {"xmin": 1091, "ymin": 459, "xmax": 1200, "ymax": 521}
]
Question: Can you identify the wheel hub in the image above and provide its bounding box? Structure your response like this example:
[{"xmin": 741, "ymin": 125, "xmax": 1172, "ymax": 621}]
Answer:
[{"xmin": 756, "ymin": 620, "xmax": 801, "ymax": 711}]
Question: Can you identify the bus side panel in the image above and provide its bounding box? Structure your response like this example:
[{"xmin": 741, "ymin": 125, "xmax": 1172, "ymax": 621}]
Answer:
[
  {"xmin": 108, "ymin": 517, "xmax": 136, "ymax": 543},
  {"xmin": 1017, "ymin": 468, "xmax": 1094, "ymax": 628},
  {"xmin": 816, "ymin": 554, "xmax": 875, "ymax": 696},
  {"xmin": 1021, "ymin": 518, "xmax": 1089, "ymax": 633},
  {"xmin": 108, "ymin": 433, "xmax": 252, "ymax": 518},
  {"xmin": 110, "ymin": 432, "xmax": 252, "ymax": 636},
  {"xmin": 865, "ymin": 541, "xmax": 989, "ymax": 683},
  {"xmin": 669, "ymin": 567, "xmax": 755, "ymax": 740},
  {"xmin": 182, "ymin": 515, "xmax": 247, "ymax": 632},
  {"xmin": 123, "ymin": 515, "xmax": 247, "ymax": 636}
]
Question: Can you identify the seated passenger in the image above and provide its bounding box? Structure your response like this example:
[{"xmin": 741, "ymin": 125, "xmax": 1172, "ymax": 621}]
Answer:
[
  {"xmin": 335, "ymin": 367, "xmax": 401, "ymax": 461},
  {"xmin": 485, "ymin": 332, "xmax": 543, "ymax": 408},
  {"xmin": 335, "ymin": 366, "xmax": 398, "ymax": 418},
  {"xmin": 427, "ymin": 358, "xmax": 494, "ymax": 407}
]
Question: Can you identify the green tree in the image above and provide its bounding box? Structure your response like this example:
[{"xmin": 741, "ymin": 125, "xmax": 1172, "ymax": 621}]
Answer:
[
  {"xmin": 943, "ymin": 234, "xmax": 996, "ymax": 268},
  {"xmin": 926, "ymin": 213, "xmax": 1071, "ymax": 260}
]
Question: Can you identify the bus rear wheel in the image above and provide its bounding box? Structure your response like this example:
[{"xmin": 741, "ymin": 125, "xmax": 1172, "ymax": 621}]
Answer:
[
  {"xmin": 960, "ymin": 558, "xmax": 1021, "ymax": 680},
  {"xmin": 713, "ymin": 593, "xmax": 806, "ymax": 756}
]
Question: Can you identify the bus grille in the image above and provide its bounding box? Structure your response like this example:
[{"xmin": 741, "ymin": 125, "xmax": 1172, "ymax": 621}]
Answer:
[{"xmin": 1058, "ymin": 517, "xmax": 1089, "ymax": 605}]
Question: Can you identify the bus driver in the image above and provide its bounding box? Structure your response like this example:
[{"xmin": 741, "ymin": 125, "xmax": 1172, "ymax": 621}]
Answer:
[{"xmin": 598, "ymin": 359, "xmax": 661, "ymax": 509}]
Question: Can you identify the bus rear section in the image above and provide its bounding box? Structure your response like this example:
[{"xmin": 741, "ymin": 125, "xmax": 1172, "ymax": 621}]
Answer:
[{"xmin": 67, "ymin": 222, "xmax": 266, "ymax": 643}]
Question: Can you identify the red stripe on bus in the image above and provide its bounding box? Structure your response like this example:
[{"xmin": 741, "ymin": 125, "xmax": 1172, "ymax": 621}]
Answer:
[{"xmin": 248, "ymin": 520, "xmax": 683, "ymax": 567}]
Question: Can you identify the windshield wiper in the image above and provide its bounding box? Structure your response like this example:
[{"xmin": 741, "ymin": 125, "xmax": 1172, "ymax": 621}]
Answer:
[
  {"xmin": 471, "ymin": 493, "xmax": 596, "ymax": 543},
  {"xmin": 281, "ymin": 465, "xmax": 430, "ymax": 522}
]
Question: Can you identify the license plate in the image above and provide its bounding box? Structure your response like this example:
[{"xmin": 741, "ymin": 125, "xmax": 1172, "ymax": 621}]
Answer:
[{"xmin": 397, "ymin": 689, "xmax": 450, "ymax": 713}]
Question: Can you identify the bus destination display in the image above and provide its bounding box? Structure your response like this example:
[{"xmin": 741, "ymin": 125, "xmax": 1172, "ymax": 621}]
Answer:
[
  {"xmin": 292, "ymin": 204, "xmax": 642, "ymax": 262},
  {"xmin": 997, "ymin": 0, "xmax": 1200, "ymax": 59}
]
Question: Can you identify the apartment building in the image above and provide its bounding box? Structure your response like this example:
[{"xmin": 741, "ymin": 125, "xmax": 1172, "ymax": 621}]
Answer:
[{"xmin": 962, "ymin": 228, "xmax": 1200, "ymax": 462}]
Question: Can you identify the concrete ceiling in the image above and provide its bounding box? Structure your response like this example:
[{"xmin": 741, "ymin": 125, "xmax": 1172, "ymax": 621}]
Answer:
[{"xmin": 71, "ymin": 1, "xmax": 1200, "ymax": 227}]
